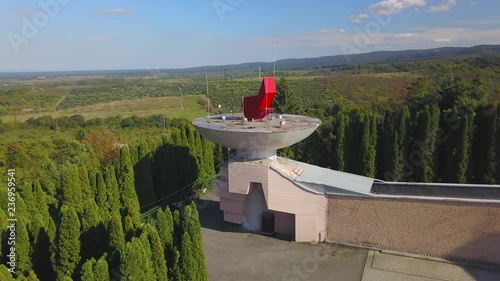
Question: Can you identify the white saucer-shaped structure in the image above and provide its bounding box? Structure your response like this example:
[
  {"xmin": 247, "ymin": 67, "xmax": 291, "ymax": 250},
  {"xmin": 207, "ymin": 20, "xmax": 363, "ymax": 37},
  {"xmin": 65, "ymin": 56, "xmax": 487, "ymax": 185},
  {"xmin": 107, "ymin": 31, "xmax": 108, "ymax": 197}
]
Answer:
[{"xmin": 192, "ymin": 114, "xmax": 321, "ymax": 159}]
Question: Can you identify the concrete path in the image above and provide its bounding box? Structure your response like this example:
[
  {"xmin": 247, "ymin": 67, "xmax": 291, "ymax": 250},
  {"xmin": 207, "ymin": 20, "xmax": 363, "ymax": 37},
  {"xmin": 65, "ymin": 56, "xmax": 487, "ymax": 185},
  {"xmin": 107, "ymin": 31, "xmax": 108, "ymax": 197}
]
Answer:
[
  {"xmin": 199, "ymin": 197, "xmax": 367, "ymax": 281},
  {"xmin": 361, "ymin": 250, "xmax": 500, "ymax": 281},
  {"xmin": 198, "ymin": 193, "xmax": 500, "ymax": 281}
]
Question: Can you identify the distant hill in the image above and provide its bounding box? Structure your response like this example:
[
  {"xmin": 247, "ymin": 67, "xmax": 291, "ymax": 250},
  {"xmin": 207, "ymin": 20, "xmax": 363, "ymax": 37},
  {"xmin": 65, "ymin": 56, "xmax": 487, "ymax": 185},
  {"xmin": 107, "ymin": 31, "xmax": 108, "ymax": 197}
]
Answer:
[
  {"xmin": 183, "ymin": 44, "xmax": 500, "ymax": 73},
  {"xmin": 1, "ymin": 45, "xmax": 499, "ymax": 79}
]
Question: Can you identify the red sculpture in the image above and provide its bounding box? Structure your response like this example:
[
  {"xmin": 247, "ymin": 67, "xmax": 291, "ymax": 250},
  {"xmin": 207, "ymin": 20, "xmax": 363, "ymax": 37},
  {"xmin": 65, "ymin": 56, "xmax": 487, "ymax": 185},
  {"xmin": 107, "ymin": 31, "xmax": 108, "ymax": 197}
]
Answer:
[{"xmin": 243, "ymin": 77, "xmax": 276, "ymax": 119}]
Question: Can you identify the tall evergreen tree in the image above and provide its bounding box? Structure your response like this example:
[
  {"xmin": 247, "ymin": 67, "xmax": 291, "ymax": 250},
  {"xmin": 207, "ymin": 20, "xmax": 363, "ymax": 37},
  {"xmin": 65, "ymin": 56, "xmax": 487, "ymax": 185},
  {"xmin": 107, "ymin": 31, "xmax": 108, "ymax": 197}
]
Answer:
[
  {"xmin": 80, "ymin": 258, "xmax": 95, "ymax": 281},
  {"xmin": 413, "ymin": 104, "xmax": 440, "ymax": 182},
  {"xmin": 79, "ymin": 166, "xmax": 94, "ymax": 200},
  {"xmin": 496, "ymin": 105, "xmax": 500, "ymax": 183},
  {"xmin": 179, "ymin": 232, "xmax": 197, "ymax": 281},
  {"xmin": 0, "ymin": 209, "xmax": 6, "ymax": 256},
  {"xmin": 395, "ymin": 106, "xmax": 410, "ymax": 180},
  {"xmin": 144, "ymin": 225, "xmax": 169, "ymax": 281},
  {"xmin": 0, "ymin": 265, "xmax": 15, "ymax": 281},
  {"xmin": 93, "ymin": 255, "xmax": 109, "ymax": 281},
  {"xmin": 79, "ymin": 198, "xmax": 102, "ymax": 263},
  {"xmin": 134, "ymin": 141, "xmax": 157, "ymax": 208},
  {"xmin": 381, "ymin": 110, "xmax": 397, "ymax": 180},
  {"xmin": 156, "ymin": 208, "xmax": 174, "ymax": 248},
  {"xmin": 95, "ymin": 171, "xmax": 109, "ymax": 219},
  {"xmin": 184, "ymin": 202, "xmax": 208, "ymax": 281},
  {"xmin": 104, "ymin": 165, "xmax": 121, "ymax": 218},
  {"xmin": 51, "ymin": 205, "xmax": 81, "ymax": 280},
  {"xmin": 108, "ymin": 215, "xmax": 125, "ymax": 252},
  {"xmin": 457, "ymin": 113, "xmax": 475, "ymax": 183},
  {"xmin": 469, "ymin": 105, "xmax": 497, "ymax": 183},
  {"xmin": 332, "ymin": 112, "xmax": 346, "ymax": 171},
  {"xmin": 172, "ymin": 209, "xmax": 182, "ymax": 248},
  {"xmin": 17, "ymin": 220, "xmax": 31, "ymax": 277},
  {"xmin": 88, "ymin": 171, "xmax": 97, "ymax": 194},
  {"xmin": 60, "ymin": 163, "xmax": 82, "ymax": 208},
  {"xmin": 359, "ymin": 113, "xmax": 376, "ymax": 177},
  {"xmin": 119, "ymin": 237, "xmax": 155, "ymax": 281},
  {"xmin": 116, "ymin": 146, "xmax": 140, "ymax": 213},
  {"xmin": 32, "ymin": 180, "xmax": 50, "ymax": 228}
]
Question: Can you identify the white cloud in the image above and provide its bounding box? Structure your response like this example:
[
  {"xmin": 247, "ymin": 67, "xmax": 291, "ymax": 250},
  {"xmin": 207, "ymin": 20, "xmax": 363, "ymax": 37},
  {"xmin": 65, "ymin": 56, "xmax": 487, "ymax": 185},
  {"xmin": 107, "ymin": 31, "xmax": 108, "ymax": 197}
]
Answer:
[
  {"xmin": 432, "ymin": 38, "xmax": 453, "ymax": 42},
  {"xmin": 318, "ymin": 29, "xmax": 346, "ymax": 33},
  {"xmin": 88, "ymin": 37, "xmax": 114, "ymax": 41},
  {"xmin": 350, "ymin": 0, "xmax": 426, "ymax": 23},
  {"xmin": 391, "ymin": 33, "xmax": 420, "ymax": 38},
  {"xmin": 426, "ymin": 0, "xmax": 457, "ymax": 12},
  {"xmin": 350, "ymin": 13, "xmax": 371, "ymax": 23},
  {"xmin": 369, "ymin": 0, "xmax": 427, "ymax": 15},
  {"xmin": 452, "ymin": 19, "xmax": 500, "ymax": 25},
  {"xmin": 243, "ymin": 27, "xmax": 500, "ymax": 53},
  {"xmin": 96, "ymin": 9, "xmax": 134, "ymax": 15},
  {"xmin": 469, "ymin": 1, "xmax": 477, "ymax": 5}
]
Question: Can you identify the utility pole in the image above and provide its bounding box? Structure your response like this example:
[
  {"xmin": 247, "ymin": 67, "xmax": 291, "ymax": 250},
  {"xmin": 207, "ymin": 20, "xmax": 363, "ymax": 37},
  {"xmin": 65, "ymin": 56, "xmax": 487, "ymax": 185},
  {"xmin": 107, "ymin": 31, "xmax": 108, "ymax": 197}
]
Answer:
[{"xmin": 179, "ymin": 86, "xmax": 184, "ymax": 111}]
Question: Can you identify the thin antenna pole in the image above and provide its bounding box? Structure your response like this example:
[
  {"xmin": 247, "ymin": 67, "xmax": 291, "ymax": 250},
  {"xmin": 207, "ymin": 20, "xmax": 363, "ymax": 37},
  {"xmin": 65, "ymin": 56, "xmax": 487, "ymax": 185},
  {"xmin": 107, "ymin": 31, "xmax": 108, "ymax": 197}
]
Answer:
[
  {"xmin": 206, "ymin": 69, "xmax": 210, "ymax": 121},
  {"xmin": 273, "ymin": 39, "xmax": 276, "ymax": 77}
]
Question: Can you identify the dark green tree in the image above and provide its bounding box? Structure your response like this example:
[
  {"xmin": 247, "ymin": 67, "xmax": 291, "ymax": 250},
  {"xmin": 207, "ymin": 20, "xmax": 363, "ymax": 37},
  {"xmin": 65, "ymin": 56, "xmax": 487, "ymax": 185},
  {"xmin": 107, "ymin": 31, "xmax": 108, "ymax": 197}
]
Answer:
[
  {"xmin": 156, "ymin": 207, "xmax": 174, "ymax": 248},
  {"xmin": 144, "ymin": 225, "xmax": 169, "ymax": 281},
  {"xmin": 51, "ymin": 205, "xmax": 81, "ymax": 280},
  {"xmin": 107, "ymin": 215, "xmax": 125, "ymax": 252},
  {"xmin": 116, "ymin": 146, "xmax": 140, "ymax": 213},
  {"xmin": 359, "ymin": 112, "xmax": 376, "ymax": 177},
  {"xmin": 179, "ymin": 232, "xmax": 197, "ymax": 281},
  {"xmin": 496, "ymin": 105, "xmax": 500, "ymax": 183},
  {"xmin": 17, "ymin": 220, "xmax": 31, "ymax": 277},
  {"xmin": 95, "ymin": 172, "xmax": 109, "ymax": 219},
  {"xmin": 413, "ymin": 104, "xmax": 440, "ymax": 182},
  {"xmin": 60, "ymin": 163, "xmax": 82, "ymax": 208},
  {"xmin": 134, "ymin": 140, "xmax": 157, "ymax": 208},
  {"xmin": 332, "ymin": 112, "xmax": 347, "ymax": 171},
  {"xmin": 456, "ymin": 113, "xmax": 475, "ymax": 183},
  {"xmin": 104, "ymin": 165, "xmax": 121, "ymax": 218},
  {"xmin": 119, "ymin": 237, "xmax": 155, "ymax": 281},
  {"xmin": 80, "ymin": 258, "xmax": 95, "ymax": 281},
  {"xmin": 0, "ymin": 265, "xmax": 15, "ymax": 281},
  {"xmin": 275, "ymin": 77, "xmax": 302, "ymax": 114},
  {"xmin": 184, "ymin": 202, "xmax": 208, "ymax": 280},
  {"xmin": 93, "ymin": 255, "xmax": 109, "ymax": 281}
]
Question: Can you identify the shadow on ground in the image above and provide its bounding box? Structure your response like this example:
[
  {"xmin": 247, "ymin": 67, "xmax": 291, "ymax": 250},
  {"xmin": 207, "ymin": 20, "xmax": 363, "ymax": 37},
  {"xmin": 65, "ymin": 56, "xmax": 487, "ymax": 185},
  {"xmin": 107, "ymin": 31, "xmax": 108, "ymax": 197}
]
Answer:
[
  {"xmin": 195, "ymin": 198, "xmax": 247, "ymax": 233},
  {"xmin": 451, "ymin": 233, "xmax": 500, "ymax": 281}
]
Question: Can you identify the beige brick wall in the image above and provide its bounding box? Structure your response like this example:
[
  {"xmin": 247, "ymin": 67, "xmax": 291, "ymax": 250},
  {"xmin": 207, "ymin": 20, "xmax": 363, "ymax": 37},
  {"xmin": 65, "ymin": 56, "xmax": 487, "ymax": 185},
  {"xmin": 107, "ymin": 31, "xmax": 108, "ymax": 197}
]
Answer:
[{"xmin": 327, "ymin": 196, "xmax": 500, "ymax": 265}]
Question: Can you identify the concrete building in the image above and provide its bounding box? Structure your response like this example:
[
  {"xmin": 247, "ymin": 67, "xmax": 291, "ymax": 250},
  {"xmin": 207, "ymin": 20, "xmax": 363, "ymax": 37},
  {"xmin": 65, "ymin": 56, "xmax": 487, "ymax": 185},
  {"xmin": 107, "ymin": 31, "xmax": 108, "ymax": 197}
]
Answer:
[{"xmin": 193, "ymin": 77, "xmax": 500, "ymax": 266}]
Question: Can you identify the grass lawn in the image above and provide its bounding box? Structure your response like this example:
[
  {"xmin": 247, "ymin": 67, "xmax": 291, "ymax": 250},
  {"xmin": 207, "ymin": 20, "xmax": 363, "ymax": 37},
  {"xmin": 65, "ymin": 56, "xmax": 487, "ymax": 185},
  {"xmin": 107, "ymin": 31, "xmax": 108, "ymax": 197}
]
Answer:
[{"xmin": 0, "ymin": 95, "xmax": 209, "ymax": 123}]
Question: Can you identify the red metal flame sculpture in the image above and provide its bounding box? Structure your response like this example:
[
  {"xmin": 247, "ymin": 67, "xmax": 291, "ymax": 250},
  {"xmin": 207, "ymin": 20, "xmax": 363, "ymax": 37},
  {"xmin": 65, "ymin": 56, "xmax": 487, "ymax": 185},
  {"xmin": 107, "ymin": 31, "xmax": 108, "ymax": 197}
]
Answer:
[{"xmin": 243, "ymin": 77, "xmax": 276, "ymax": 120}]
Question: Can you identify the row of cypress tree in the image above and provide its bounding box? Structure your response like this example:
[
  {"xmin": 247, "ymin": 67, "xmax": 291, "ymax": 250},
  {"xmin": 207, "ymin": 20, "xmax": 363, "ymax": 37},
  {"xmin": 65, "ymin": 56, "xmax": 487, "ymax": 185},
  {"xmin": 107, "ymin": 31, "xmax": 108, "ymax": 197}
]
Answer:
[
  {"xmin": 0, "ymin": 121, "xmax": 213, "ymax": 280},
  {"xmin": 285, "ymin": 75, "xmax": 500, "ymax": 184}
]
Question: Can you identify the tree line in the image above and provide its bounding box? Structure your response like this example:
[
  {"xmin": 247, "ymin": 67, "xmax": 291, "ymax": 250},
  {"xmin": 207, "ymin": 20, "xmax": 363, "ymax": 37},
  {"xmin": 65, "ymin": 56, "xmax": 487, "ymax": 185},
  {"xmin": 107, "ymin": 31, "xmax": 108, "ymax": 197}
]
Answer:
[
  {"xmin": 279, "ymin": 75, "xmax": 500, "ymax": 184},
  {"xmin": 1, "ymin": 119, "xmax": 217, "ymax": 280}
]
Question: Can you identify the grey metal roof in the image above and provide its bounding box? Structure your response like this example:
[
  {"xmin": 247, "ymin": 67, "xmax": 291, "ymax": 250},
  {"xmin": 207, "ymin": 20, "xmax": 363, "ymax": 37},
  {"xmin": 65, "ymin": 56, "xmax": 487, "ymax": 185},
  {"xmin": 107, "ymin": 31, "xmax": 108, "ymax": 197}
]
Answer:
[
  {"xmin": 273, "ymin": 157, "xmax": 500, "ymax": 203},
  {"xmin": 275, "ymin": 157, "xmax": 375, "ymax": 197}
]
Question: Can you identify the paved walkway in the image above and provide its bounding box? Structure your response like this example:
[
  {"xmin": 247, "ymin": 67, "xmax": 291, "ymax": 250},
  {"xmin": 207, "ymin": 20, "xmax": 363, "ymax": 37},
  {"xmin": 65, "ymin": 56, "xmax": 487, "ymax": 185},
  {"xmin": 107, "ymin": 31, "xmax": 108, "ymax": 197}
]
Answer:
[
  {"xmin": 198, "ymin": 193, "xmax": 500, "ymax": 281},
  {"xmin": 362, "ymin": 250, "xmax": 500, "ymax": 281}
]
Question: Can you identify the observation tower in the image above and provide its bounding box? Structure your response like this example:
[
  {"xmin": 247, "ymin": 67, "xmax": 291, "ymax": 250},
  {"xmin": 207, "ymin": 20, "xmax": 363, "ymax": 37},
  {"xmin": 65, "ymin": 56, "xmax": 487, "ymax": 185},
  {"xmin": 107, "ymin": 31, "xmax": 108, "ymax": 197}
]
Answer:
[{"xmin": 193, "ymin": 77, "xmax": 330, "ymax": 242}]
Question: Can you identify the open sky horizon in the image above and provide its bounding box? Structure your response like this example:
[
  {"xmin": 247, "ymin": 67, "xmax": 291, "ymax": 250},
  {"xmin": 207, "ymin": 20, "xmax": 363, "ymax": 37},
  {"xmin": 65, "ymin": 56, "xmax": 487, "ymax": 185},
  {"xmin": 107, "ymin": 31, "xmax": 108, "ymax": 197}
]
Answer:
[{"xmin": 1, "ymin": 0, "xmax": 499, "ymax": 72}]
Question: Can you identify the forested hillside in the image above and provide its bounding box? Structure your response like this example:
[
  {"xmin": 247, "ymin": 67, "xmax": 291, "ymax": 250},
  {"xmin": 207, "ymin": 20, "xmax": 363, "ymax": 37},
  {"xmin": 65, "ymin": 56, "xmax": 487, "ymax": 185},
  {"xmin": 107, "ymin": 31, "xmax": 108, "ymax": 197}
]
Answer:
[
  {"xmin": 280, "ymin": 73, "xmax": 500, "ymax": 184},
  {"xmin": 0, "ymin": 118, "xmax": 219, "ymax": 280}
]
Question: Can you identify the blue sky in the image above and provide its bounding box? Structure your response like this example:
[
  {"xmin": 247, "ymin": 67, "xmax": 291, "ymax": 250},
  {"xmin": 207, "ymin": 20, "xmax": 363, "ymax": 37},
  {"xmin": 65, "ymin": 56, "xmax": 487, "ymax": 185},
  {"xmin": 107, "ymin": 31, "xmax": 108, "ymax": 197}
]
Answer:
[{"xmin": 1, "ymin": 0, "xmax": 499, "ymax": 71}]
